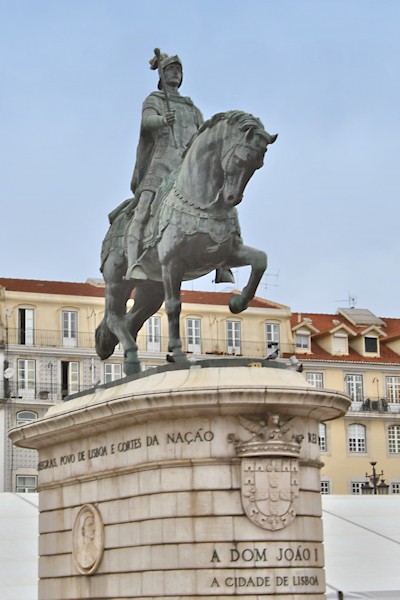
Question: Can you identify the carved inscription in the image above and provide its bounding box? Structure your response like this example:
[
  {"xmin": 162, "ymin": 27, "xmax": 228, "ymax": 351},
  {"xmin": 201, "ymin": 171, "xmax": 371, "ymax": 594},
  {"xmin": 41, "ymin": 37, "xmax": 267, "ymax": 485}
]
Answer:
[
  {"xmin": 206, "ymin": 539, "xmax": 324, "ymax": 592},
  {"xmin": 209, "ymin": 543, "xmax": 322, "ymax": 568},
  {"xmin": 210, "ymin": 573, "xmax": 320, "ymax": 589},
  {"xmin": 38, "ymin": 428, "xmax": 214, "ymax": 471},
  {"xmin": 308, "ymin": 432, "xmax": 318, "ymax": 444}
]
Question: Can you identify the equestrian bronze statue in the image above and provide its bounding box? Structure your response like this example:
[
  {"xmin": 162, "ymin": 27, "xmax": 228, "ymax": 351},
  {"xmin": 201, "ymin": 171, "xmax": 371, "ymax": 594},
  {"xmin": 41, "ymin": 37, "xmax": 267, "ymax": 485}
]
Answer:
[{"xmin": 96, "ymin": 51, "xmax": 277, "ymax": 375}]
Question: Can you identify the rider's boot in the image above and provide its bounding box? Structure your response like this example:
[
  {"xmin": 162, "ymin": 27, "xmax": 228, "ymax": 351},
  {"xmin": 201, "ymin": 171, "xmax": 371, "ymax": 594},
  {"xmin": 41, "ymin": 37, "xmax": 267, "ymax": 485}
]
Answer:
[
  {"xmin": 125, "ymin": 235, "xmax": 146, "ymax": 280},
  {"xmin": 215, "ymin": 267, "xmax": 235, "ymax": 284},
  {"xmin": 125, "ymin": 191, "xmax": 153, "ymax": 281}
]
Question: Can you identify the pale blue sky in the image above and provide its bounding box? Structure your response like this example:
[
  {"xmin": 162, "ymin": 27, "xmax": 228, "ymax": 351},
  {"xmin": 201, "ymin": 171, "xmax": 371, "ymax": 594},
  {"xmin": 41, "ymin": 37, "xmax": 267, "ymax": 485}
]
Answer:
[{"xmin": 1, "ymin": 0, "xmax": 399, "ymax": 315}]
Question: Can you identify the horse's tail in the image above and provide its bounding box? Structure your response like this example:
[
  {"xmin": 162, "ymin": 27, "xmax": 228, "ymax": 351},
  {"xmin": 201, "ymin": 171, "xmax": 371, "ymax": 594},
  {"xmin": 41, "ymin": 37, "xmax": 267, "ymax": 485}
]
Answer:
[{"xmin": 95, "ymin": 318, "xmax": 119, "ymax": 360}]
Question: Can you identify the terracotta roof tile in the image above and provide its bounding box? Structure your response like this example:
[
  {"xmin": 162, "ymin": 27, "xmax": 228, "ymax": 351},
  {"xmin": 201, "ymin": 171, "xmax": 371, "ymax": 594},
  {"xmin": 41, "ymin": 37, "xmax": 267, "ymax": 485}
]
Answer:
[
  {"xmin": 0, "ymin": 278, "xmax": 106, "ymax": 298},
  {"xmin": 290, "ymin": 312, "xmax": 355, "ymax": 334},
  {"xmin": 381, "ymin": 317, "xmax": 400, "ymax": 341},
  {"xmin": 0, "ymin": 278, "xmax": 280, "ymax": 309},
  {"xmin": 288, "ymin": 312, "xmax": 400, "ymax": 363},
  {"xmin": 180, "ymin": 290, "xmax": 281, "ymax": 309},
  {"xmin": 285, "ymin": 341, "xmax": 400, "ymax": 365},
  {"xmin": 292, "ymin": 311, "xmax": 400, "ymax": 338}
]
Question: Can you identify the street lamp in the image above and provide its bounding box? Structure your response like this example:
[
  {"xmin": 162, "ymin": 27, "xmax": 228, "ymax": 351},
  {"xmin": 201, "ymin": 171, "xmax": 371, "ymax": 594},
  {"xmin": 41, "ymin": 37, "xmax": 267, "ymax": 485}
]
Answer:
[{"xmin": 361, "ymin": 461, "xmax": 390, "ymax": 495}]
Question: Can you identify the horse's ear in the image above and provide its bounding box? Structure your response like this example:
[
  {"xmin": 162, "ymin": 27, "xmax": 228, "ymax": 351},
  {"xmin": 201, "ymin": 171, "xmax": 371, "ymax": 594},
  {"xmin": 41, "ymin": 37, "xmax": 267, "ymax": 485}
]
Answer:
[
  {"xmin": 269, "ymin": 133, "xmax": 278, "ymax": 144},
  {"xmin": 245, "ymin": 128, "xmax": 254, "ymax": 142}
]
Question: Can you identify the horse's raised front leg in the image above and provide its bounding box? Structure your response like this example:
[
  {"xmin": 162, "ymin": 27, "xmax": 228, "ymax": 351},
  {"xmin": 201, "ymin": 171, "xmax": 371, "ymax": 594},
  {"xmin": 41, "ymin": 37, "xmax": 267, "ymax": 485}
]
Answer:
[
  {"xmin": 227, "ymin": 244, "xmax": 267, "ymax": 314},
  {"xmin": 161, "ymin": 261, "xmax": 190, "ymax": 365}
]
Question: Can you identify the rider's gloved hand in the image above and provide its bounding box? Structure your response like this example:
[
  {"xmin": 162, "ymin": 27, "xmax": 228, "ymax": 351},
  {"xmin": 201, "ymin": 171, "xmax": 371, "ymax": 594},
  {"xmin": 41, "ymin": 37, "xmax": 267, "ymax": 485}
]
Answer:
[{"xmin": 164, "ymin": 110, "xmax": 176, "ymax": 126}]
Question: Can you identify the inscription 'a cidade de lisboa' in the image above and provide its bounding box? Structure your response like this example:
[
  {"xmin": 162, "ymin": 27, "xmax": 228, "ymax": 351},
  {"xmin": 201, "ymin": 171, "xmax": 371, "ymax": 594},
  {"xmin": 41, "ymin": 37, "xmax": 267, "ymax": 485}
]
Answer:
[{"xmin": 38, "ymin": 428, "xmax": 214, "ymax": 471}]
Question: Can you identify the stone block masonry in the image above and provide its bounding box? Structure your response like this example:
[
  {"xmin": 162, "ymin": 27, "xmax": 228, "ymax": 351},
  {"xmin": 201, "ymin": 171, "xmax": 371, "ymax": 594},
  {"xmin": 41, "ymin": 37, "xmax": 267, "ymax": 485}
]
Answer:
[{"xmin": 10, "ymin": 361, "xmax": 350, "ymax": 600}]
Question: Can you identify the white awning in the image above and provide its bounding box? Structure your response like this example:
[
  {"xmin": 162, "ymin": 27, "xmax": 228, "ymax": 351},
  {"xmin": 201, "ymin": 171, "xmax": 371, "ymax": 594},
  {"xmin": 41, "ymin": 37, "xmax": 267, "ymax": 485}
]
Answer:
[
  {"xmin": 324, "ymin": 495, "xmax": 400, "ymax": 599},
  {"xmin": 0, "ymin": 493, "xmax": 38, "ymax": 600}
]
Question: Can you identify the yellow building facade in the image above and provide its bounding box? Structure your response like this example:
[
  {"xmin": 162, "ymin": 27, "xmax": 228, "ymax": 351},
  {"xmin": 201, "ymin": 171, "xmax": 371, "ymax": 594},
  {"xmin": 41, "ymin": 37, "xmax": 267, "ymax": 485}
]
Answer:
[
  {"xmin": 1, "ymin": 277, "xmax": 399, "ymax": 495},
  {"xmin": 292, "ymin": 309, "xmax": 400, "ymax": 495}
]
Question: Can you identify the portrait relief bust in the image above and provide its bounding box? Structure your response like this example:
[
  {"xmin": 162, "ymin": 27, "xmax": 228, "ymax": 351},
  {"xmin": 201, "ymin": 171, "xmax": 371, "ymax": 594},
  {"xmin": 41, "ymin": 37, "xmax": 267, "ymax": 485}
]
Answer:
[{"xmin": 72, "ymin": 504, "xmax": 104, "ymax": 575}]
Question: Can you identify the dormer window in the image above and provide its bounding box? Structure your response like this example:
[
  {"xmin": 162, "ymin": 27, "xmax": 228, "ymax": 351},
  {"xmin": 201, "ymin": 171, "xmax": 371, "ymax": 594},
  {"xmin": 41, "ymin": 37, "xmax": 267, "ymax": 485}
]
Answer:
[
  {"xmin": 292, "ymin": 318, "xmax": 319, "ymax": 354},
  {"xmin": 332, "ymin": 333, "xmax": 348, "ymax": 355},
  {"xmin": 295, "ymin": 330, "xmax": 310, "ymax": 350},
  {"xmin": 364, "ymin": 336, "xmax": 378, "ymax": 353}
]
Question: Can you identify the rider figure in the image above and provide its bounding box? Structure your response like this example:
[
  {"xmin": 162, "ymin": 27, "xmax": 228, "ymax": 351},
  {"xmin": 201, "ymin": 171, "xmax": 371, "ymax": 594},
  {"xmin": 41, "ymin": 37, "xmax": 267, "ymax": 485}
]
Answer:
[
  {"xmin": 125, "ymin": 52, "xmax": 201, "ymax": 279},
  {"xmin": 125, "ymin": 51, "xmax": 233, "ymax": 283}
]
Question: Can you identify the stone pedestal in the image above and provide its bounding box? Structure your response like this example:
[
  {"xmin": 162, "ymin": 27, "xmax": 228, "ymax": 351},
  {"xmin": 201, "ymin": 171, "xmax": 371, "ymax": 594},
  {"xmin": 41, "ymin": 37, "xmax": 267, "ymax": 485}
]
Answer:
[{"xmin": 10, "ymin": 360, "xmax": 350, "ymax": 600}]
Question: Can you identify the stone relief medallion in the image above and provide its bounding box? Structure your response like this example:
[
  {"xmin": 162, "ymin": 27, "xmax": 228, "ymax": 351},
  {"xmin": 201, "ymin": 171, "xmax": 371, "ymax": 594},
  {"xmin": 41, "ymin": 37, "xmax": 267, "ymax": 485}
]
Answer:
[
  {"xmin": 228, "ymin": 414, "xmax": 303, "ymax": 531},
  {"xmin": 72, "ymin": 504, "xmax": 104, "ymax": 575}
]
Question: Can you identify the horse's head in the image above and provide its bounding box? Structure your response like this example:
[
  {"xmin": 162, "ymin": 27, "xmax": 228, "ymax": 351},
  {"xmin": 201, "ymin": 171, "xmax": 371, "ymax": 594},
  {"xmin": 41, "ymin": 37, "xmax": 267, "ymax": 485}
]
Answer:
[
  {"xmin": 176, "ymin": 111, "xmax": 277, "ymax": 210},
  {"xmin": 219, "ymin": 112, "xmax": 277, "ymax": 207}
]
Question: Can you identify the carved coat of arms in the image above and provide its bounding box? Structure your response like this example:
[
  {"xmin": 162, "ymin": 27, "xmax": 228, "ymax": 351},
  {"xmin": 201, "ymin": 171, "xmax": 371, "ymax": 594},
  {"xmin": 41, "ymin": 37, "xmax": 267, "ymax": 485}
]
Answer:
[{"xmin": 229, "ymin": 414, "xmax": 303, "ymax": 531}]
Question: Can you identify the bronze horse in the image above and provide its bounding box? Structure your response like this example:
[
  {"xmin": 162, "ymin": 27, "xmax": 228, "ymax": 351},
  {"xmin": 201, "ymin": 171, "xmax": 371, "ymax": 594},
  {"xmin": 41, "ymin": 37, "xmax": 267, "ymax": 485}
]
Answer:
[{"xmin": 96, "ymin": 111, "xmax": 277, "ymax": 374}]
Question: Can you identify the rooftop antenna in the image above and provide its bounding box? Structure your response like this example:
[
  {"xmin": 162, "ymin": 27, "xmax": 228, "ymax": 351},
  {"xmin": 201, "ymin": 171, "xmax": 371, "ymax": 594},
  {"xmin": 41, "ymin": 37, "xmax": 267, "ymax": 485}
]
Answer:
[
  {"xmin": 335, "ymin": 291, "xmax": 357, "ymax": 309},
  {"xmin": 263, "ymin": 270, "xmax": 280, "ymax": 291}
]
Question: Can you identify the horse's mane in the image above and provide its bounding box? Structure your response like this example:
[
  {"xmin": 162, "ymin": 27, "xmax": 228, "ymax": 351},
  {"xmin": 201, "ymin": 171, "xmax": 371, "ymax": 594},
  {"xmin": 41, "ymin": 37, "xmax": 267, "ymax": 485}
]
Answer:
[{"xmin": 182, "ymin": 110, "xmax": 269, "ymax": 158}]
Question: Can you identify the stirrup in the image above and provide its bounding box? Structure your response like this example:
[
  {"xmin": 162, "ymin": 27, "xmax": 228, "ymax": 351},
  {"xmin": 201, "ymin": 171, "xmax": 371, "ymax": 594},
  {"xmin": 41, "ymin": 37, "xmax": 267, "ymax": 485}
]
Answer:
[
  {"xmin": 215, "ymin": 268, "xmax": 235, "ymax": 284},
  {"xmin": 125, "ymin": 263, "xmax": 146, "ymax": 280}
]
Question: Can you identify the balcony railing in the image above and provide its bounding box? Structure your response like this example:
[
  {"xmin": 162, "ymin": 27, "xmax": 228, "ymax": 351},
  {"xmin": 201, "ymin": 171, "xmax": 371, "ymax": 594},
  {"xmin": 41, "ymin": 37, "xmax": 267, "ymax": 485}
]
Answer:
[
  {"xmin": 0, "ymin": 380, "xmax": 96, "ymax": 404},
  {"xmin": 5, "ymin": 328, "xmax": 96, "ymax": 350},
  {"xmin": 348, "ymin": 397, "xmax": 400, "ymax": 413},
  {"xmin": 4, "ymin": 327, "xmax": 295, "ymax": 358}
]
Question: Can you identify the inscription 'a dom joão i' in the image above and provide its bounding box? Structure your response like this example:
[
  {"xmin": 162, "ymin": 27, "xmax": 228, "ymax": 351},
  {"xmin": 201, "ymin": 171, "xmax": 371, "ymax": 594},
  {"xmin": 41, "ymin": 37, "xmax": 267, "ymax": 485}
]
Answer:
[{"xmin": 211, "ymin": 544, "xmax": 320, "ymax": 565}]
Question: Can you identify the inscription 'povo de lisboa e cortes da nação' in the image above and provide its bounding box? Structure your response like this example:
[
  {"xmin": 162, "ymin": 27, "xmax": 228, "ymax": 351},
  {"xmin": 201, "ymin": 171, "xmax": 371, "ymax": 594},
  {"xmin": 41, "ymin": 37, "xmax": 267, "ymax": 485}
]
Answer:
[{"xmin": 229, "ymin": 413, "xmax": 304, "ymax": 531}]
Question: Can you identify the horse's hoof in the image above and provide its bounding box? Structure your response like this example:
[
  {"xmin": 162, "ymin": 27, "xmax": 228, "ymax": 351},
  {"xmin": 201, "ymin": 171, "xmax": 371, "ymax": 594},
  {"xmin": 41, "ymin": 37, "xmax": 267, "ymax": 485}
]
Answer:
[
  {"xmin": 124, "ymin": 349, "xmax": 141, "ymax": 376},
  {"xmin": 229, "ymin": 295, "xmax": 247, "ymax": 314},
  {"xmin": 124, "ymin": 361, "xmax": 141, "ymax": 376},
  {"xmin": 166, "ymin": 352, "xmax": 190, "ymax": 366}
]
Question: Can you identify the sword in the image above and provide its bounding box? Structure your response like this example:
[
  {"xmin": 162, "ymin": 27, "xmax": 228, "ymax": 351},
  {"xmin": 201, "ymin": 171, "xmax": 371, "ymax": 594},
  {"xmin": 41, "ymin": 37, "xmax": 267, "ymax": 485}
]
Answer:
[{"xmin": 154, "ymin": 47, "xmax": 178, "ymax": 149}]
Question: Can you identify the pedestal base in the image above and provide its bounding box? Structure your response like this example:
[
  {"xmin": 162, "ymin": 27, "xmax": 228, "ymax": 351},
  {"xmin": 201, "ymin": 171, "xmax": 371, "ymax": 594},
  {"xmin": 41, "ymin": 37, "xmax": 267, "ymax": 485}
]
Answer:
[{"xmin": 10, "ymin": 361, "xmax": 350, "ymax": 600}]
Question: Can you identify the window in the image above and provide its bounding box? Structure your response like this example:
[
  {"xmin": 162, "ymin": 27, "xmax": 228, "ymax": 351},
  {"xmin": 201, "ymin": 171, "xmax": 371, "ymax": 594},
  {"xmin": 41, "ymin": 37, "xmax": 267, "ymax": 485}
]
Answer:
[
  {"xmin": 346, "ymin": 374, "xmax": 364, "ymax": 403},
  {"xmin": 351, "ymin": 481, "xmax": 364, "ymax": 495},
  {"xmin": 386, "ymin": 377, "xmax": 400, "ymax": 404},
  {"xmin": 295, "ymin": 330, "xmax": 310, "ymax": 350},
  {"xmin": 332, "ymin": 334, "xmax": 348, "ymax": 355},
  {"xmin": 16, "ymin": 411, "xmax": 37, "ymax": 426},
  {"xmin": 186, "ymin": 318, "xmax": 201, "ymax": 353},
  {"xmin": 365, "ymin": 336, "xmax": 378, "ymax": 353},
  {"xmin": 62, "ymin": 310, "xmax": 77, "ymax": 347},
  {"xmin": 147, "ymin": 316, "xmax": 161, "ymax": 352},
  {"xmin": 104, "ymin": 363, "xmax": 122, "ymax": 383},
  {"xmin": 61, "ymin": 361, "xmax": 80, "ymax": 399},
  {"xmin": 16, "ymin": 475, "xmax": 37, "ymax": 493},
  {"xmin": 391, "ymin": 482, "xmax": 400, "ymax": 494},
  {"xmin": 227, "ymin": 320, "xmax": 241, "ymax": 354},
  {"xmin": 266, "ymin": 323, "xmax": 280, "ymax": 353},
  {"xmin": 18, "ymin": 308, "xmax": 34, "ymax": 345},
  {"xmin": 388, "ymin": 425, "xmax": 400, "ymax": 454},
  {"xmin": 319, "ymin": 423, "xmax": 327, "ymax": 452},
  {"xmin": 348, "ymin": 423, "xmax": 367, "ymax": 453},
  {"xmin": 17, "ymin": 359, "xmax": 35, "ymax": 398},
  {"xmin": 321, "ymin": 480, "xmax": 331, "ymax": 494},
  {"xmin": 306, "ymin": 372, "xmax": 324, "ymax": 388}
]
